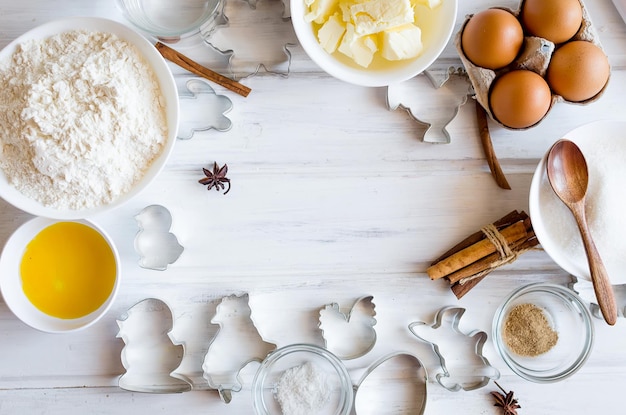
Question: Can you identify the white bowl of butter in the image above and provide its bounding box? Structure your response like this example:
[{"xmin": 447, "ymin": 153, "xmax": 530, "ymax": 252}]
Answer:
[{"xmin": 291, "ymin": 0, "xmax": 458, "ymax": 86}]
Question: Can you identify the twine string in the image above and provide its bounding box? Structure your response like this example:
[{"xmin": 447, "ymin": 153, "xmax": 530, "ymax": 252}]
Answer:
[{"xmin": 459, "ymin": 223, "xmax": 527, "ymax": 285}]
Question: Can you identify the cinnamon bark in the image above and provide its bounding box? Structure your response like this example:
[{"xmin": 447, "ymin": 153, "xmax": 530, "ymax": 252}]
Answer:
[
  {"xmin": 155, "ymin": 42, "xmax": 251, "ymax": 97},
  {"xmin": 425, "ymin": 210, "xmax": 537, "ymax": 299},
  {"xmin": 427, "ymin": 221, "xmax": 528, "ymax": 280}
]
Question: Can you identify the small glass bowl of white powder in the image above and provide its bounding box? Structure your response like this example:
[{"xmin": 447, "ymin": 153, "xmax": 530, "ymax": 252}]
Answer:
[
  {"xmin": 252, "ymin": 344, "xmax": 353, "ymax": 415},
  {"xmin": 116, "ymin": 0, "xmax": 224, "ymax": 42}
]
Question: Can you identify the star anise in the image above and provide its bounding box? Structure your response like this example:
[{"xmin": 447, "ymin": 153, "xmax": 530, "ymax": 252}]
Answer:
[
  {"xmin": 199, "ymin": 162, "xmax": 230, "ymax": 194},
  {"xmin": 491, "ymin": 382, "xmax": 521, "ymax": 415}
]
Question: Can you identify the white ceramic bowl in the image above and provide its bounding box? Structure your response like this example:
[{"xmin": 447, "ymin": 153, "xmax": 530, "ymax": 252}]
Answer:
[
  {"xmin": 290, "ymin": 0, "xmax": 458, "ymax": 87},
  {"xmin": 0, "ymin": 17, "xmax": 179, "ymax": 220},
  {"xmin": 529, "ymin": 121, "xmax": 626, "ymax": 284},
  {"xmin": 0, "ymin": 217, "xmax": 121, "ymax": 333}
]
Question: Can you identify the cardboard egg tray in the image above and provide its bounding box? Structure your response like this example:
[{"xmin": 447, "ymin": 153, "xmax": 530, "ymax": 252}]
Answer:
[{"xmin": 455, "ymin": 0, "xmax": 609, "ymax": 130}]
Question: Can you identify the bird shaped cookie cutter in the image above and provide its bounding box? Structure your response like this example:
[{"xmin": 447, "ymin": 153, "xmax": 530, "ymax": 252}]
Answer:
[
  {"xmin": 318, "ymin": 295, "xmax": 377, "ymax": 360},
  {"xmin": 202, "ymin": 293, "xmax": 277, "ymax": 403},
  {"xmin": 134, "ymin": 205, "xmax": 184, "ymax": 271},
  {"xmin": 116, "ymin": 298, "xmax": 193, "ymax": 393}
]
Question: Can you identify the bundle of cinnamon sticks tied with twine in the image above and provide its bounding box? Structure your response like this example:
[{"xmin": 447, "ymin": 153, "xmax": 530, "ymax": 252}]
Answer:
[{"xmin": 427, "ymin": 210, "xmax": 538, "ymax": 299}]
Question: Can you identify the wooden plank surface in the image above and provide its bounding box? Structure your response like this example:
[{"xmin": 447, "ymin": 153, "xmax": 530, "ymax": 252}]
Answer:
[{"xmin": 0, "ymin": 0, "xmax": 625, "ymax": 413}]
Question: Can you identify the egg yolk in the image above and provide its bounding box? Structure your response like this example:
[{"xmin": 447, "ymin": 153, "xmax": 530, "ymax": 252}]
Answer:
[{"xmin": 20, "ymin": 222, "xmax": 116, "ymax": 319}]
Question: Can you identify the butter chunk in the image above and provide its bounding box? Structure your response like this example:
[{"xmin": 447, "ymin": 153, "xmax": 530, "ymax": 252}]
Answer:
[
  {"xmin": 381, "ymin": 24, "xmax": 423, "ymax": 60},
  {"xmin": 305, "ymin": 0, "xmax": 340, "ymax": 24},
  {"xmin": 412, "ymin": 0, "xmax": 442, "ymax": 8},
  {"xmin": 339, "ymin": 0, "xmax": 368, "ymax": 23},
  {"xmin": 318, "ymin": 13, "xmax": 346, "ymax": 53},
  {"xmin": 350, "ymin": 0, "xmax": 414, "ymax": 36},
  {"xmin": 338, "ymin": 23, "xmax": 378, "ymax": 67}
]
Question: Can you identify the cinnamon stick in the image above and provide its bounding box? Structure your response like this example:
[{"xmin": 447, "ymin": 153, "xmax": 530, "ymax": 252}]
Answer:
[
  {"xmin": 425, "ymin": 210, "xmax": 537, "ymax": 299},
  {"xmin": 450, "ymin": 236, "xmax": 539, "ymax": 299},
  {"xmin": 427, "ymin": 221, "xmax": 528, "ymax": 280},
  {"xmin": 155, "ymin": 42, "xmax": 251, "ymax": 97},
  {"xmin": 431, "ymin": 210, "xmax": 526, "ymax": 264},
  {"xmin": 445, "ymin": 230, "xmax": 536, "ymax": 284},
  {"xmin": 476, "ymin": 100, "xmax": 511, "ymax": 190}
]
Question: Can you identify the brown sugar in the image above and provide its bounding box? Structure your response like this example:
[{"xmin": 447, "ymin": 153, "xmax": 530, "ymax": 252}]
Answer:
[{"xmin": 503, "ymin": 303, "xmax": 558, "ymax": 356}]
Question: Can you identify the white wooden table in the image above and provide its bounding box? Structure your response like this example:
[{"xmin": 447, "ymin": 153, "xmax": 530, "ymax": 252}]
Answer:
[{"xmin": 1, "ymin": 0, "xmax": 626, "ymax": 413}]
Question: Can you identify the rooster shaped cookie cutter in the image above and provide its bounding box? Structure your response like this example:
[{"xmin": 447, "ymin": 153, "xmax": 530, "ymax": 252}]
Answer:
[
  {"xmin": 318, "ymin": 295, "xmax": 377, "ymax": 360},
  {"xmin": 202, "ymin": 293, "xmax": 277, "ymax": 403},
  {"xmin": 408, "ymin": 306, "xmax": 499, "ymax": 391}
]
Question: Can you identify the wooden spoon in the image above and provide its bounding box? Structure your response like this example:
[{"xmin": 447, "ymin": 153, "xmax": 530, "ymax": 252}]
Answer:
[{"xmin": 546, "ymin": 139, "xmax": 617, "ymax": 325}]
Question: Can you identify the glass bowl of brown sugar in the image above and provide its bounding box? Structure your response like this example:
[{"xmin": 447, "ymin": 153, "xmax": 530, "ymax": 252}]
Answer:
[{"xmin": 492, "ymin": 283, "xmax": 594, "ymax": 383}]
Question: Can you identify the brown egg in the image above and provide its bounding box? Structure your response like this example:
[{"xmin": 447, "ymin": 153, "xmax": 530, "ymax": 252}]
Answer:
[
  {"xmin": 522, "ymin": 0, "xmax": 583, "ymax": 44},
  {"xmin": 547, "ymin": 41, "xmax": 610, "ymax": 102},
  {"xmin": 461, "ymin": 8, "xmax": 524, "ymax": 70},
  {"xmin": 489, "ymin": 70, "xmax": 552, "ymax": 129}
]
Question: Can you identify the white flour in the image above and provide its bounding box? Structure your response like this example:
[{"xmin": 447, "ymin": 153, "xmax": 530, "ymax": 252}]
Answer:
[{"xmin": 0, "ymin": 29, "xmax": 167, "ymax": 209}]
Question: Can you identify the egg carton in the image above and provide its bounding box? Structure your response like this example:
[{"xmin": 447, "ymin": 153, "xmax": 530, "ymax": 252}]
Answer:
[{"xmin": 456, "ymin": 0, "xmax": 608, "ymax": 130}]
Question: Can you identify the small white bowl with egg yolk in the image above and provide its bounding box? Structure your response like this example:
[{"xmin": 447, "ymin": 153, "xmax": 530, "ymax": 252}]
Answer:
[{"xmin": 0, "ymin": 217, "xmax": 120, "ymax": 333}]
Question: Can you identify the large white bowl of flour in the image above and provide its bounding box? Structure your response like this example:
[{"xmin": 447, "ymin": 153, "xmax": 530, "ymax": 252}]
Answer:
[
  {"xmin": 0, "ymin": 17, "xmax": 178, "ymax": 219},
  {"xmin": 529, "ymin": 121, "xmax": 626, "ymax": 284}
]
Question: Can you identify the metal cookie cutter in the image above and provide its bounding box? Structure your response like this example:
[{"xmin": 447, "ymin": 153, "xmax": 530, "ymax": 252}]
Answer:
[
  {"xmin": 202, "ymin": 293, "xmax": 277, "ymax": 403},
  {"xmin": 134, "ymin": 205, "xmax": 184, "ymax": 271},
  {"xmin": 386, "ymin": 60, "xmax": 472, "ymax": 144},
  {"xmin": 353, "ymin": 352, "xmax": 428, "ymax": 415},
  {"xmin": 177, "ymin": 77, "xmax": 233, "ymax": 139},
  {"xmin": 204, "ymin": 0, "xmax": 296, "ymax": 80},
  {"xmin": 168, "ymin": 299, "xmax": 222, "ymax": 389},
  {"xmin": 116, "ymin": 298, "xmax": 192, "ymax": 393},
  {"xmin": 408, "ymin": 306, "xmax": 499, "ymax": 391},
  {"xmin": 319, "ymin": 295, "xmax": 377, "ymax": 360},
  {"xmin": 570, "ymin": 276, "xmax": 626, "ymax": 319},
  {"xmin": 244, "ymin": 0, "xmax": 290, "ymax": 17}
]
